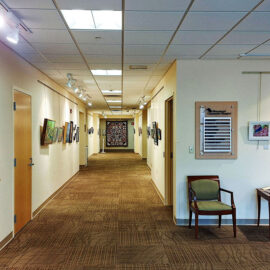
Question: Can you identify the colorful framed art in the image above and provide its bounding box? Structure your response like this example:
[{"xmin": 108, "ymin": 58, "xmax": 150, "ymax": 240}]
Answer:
[
  {"xmin": 249, "ymin": 121, "xmax": 270, "ymax": 141},
  {"xmin": 41, "ymin": 118, "xmax": 56, "ymax": 145}
]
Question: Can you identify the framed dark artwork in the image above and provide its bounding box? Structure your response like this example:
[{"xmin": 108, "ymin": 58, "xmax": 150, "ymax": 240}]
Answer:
[
  {"xmin": 134, "ymin": 128, "xmax": 136, "ymax": 134},
  {"xmin": 91, "ymin": 127, "xmax": 94, "ymax": 134},
  {"xmin": 106, "ymin": 121, "xmax": 128, "ymax": 147},
  {"xmin": 63, "ymin": 122, "xmax": 68, "ymax": 144},
  {"xmin": 66, "ymin": 122, "xmax": 70, "ymax": 143},
  {"xmin": 69, "ymin": 121, "xmax": 73, "ymax": 143},
  {"xmin": 58, "ymin": 127, "xmax": 63, "ymax": 142},
  {"xmin": 52, "ymin": 127, "xmax": 58, "ymax": 143},
  {"xmin": 157, "ymin": 128, "xmax": 162, "ymax": 140},
  {"xmin": 147, "ymin": 126, "xmax": 151, "ymax": 138},
  {"xmin": 138, "ymin": 127, "xmax": 142, "ymax": 136},
  {"xmin": 76, "ymin": 127, "xmax": 80, "ymax": 142},
  {"xmin": 41, "ymin": 118, "xmax": 56, "ymax": 145},
  {"xmin": 152, "ymin": 121, "xmax": 158, "ymax": 145},
  {"xmin": 151, "ymin": 129, "xmax": 154, "ymax": 138}
]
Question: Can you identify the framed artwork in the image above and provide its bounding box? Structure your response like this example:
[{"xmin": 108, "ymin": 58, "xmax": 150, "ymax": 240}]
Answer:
[
  {"xmin": 106, "ymin": 121, "xmax": 128, "ymax": 147},
  {"xmin": 52, "ymin": 127, "xmax": 59, "ymax": 143},
  {"xmin": 151, "ymin": 129, "xmax": 154, "ymax": 138},
  {"xmin": 58, "ymin": 127, "xmax": 63, "ymax": 142},
  {"xmin": 41, "ymin": 118, "xmax": 56, "ymax": 145},
  {"xmin": 147, "ymin": 126, "xmax": 151, "ymax": 138},
  {"xmin": 138, "ymin": 127, "xmax": 142, "ymax": 136},
  {"xmin": 249, "ymin": 121, "xmax": 270, "ymax": 141},
  {"xmin": 66, "ymin": 122, "xmax": 70, "ymax": 143},
  {"xmin": 69, "ymin": 121, "xmax": 73, "ymax": 143},
  {"xmin": 76, "ymin": 127, "xmax": 80, "ymax": 142},
  {"xmin": 63, "ymin": 122, "xmax": 68, "ymax": 144},
  {"xmin": 157, "ymin": 128, "xmax": 162, "ymax": 140},
  {"xmin": 152, "ymin": 121, "xmax": 158, "ymax": 145}
]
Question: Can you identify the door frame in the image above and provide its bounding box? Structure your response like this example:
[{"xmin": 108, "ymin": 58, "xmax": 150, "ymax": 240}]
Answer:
[
  {"xmin": 13, "ymin": 87, "xmax": 33, "ymax": 234},
  {"xmin": 165, "ymin": 96, "xmax": 174, "ymax": 206}
]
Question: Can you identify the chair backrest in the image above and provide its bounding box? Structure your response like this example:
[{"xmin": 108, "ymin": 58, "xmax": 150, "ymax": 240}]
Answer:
[{"xmin": 187, "ymin": 175, "xmax": 220, "ymax": 202}]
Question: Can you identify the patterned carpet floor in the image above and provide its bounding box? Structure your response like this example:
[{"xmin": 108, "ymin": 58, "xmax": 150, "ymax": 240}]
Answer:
[{"xmin": 0, "ymin": 153, "xmax": 270, "ymax": 269}]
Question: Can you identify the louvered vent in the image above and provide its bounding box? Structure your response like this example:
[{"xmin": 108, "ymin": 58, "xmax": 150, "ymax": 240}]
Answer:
[{"xmin": 203, "ymin": 117, "xmax": 231, "ymax": 153}]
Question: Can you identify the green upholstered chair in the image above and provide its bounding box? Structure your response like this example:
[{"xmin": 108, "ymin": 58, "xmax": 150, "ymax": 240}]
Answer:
[{"xmin": 187, "ymin": 175, "xmax": 236, "ymax": 239}]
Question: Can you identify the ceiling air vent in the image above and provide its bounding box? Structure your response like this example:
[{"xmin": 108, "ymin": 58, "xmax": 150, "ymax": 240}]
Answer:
[{"xmin": 129, "ymin": 65, "xmax": 148, "ymax": 70}]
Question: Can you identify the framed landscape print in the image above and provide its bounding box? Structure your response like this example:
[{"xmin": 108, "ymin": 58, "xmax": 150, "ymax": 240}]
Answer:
[
  {"xmin": 106, "ymin": 121, "xmax": 128, "ymax": 147},
  {"xmin": 41, "ymin": 118, "xmax": 56, "ymax": 145},
  {"xmin": 249, "ymin": 121, "xmax": 270, "ymax": 141}
]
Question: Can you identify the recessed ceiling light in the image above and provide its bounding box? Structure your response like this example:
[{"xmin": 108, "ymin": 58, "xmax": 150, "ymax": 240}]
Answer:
[
  {"xmin": 102, "ymin": 90, "xmax": 122, "ymax": 94},
  {"xmin": 91, "ymin": 70, "xmax": 122, "ymax": 76},
  {"xmin": 107, "ymin": 100, "xmax": 121, "ymax": 103},
  {"xmin": 61, "ymin": 10, "xmax": 121, "ymax": 30}
]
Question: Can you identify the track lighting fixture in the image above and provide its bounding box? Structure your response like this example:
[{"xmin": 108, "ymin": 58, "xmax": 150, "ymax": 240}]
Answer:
[{"xmin": 139, "ymin": 104, "xmax": 144, "ymax": 110}]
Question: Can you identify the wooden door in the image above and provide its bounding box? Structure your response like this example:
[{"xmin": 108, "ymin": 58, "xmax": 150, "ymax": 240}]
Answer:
[
  {"xmin": 165, "ymin": 97, "xmax": 173, "ymax": 206},
  {"xmin": 14, "ymin": 90, "xmax": 32, "ymax": 234}
]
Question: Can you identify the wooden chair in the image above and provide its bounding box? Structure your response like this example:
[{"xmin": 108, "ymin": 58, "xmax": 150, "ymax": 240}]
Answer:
[{"xmin": 187, "ymin": 175, "xmax": 236, "ymax": 239}]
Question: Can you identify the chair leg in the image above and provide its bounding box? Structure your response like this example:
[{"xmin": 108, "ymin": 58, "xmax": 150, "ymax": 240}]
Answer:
[
  {"xmin": 189, "ymin": 210, "xmax": 192, "ymax": 228},
  {"xmin": 195, "ymin": 213, "xmax": 199, "ymax": 239},
  {"xmin": 232, "ymin": 209, "xmax": 237, "ymax": 238},
  {"xmin": 218, "ymin": 215, "xmax": 222, "ymax": 228}
]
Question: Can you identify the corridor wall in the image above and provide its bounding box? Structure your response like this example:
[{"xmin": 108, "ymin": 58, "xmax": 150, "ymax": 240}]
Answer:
[
  {"xmin": 87, "ymin": 113, "xmax": 100, "ymax": 156},
  {"xmin": 0, "ymin": 42, "xmax": 86, "ymax": 242}
]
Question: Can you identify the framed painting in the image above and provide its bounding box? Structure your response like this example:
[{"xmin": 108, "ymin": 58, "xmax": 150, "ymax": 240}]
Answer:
[
  {"xmin": 157, "ymin": 128, "xmax": 162, "ymax": 140},
  {"xmin": 41, "ymin": 118, "xmax": 56, "ymax": 145},
  {"xmin": 58, "ymin": 127, "xmax": 63, "ymax": 142},
  {"xmin": 152, "ymin": 121, "xmax": 158, "ymax": 145},
  {"xmin": 106, "ymin": 121, "xmax": 128, "ymax": 147},
  {"xmin": 249, "ymin": 121, "xmax": 270, "ymax": 141},
  {"xmin": 76, "ymin": 127, "xmax": 80, "ymax": 142},
  {"xmin": 66, "ymin": 122, "xmax": 70, "ymax": 143},
  {"xmin": 52, "ymin": 127, "xmax": 59, "ymax": 143},
  {"xmin": 69, "ymin": 121, "xmax": 73, "ymax": 143}
]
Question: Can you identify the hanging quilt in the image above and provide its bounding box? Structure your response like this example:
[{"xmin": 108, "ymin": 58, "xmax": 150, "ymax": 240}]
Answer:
[{"xmin": 106, "ymin": 121, "xmax": 128, "ymax": 147}]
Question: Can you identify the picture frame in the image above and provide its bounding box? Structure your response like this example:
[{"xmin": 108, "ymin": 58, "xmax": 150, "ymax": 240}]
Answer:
[
  {"xmin": 63, "ymin": 122, "xmax": 69, "ymax": 144},
  {"xmin": 52, "ymin": 127, "xmax": 59, "ymax": 143},
  {"xmin": 249, "ymin": 121, "xmax": 270, "ymax": 141},
  {"xmin": 76, "ymin": 127, "xmax": 80, "ymax": 142},
  {"xmin": 58, "ymin": 127, "xmax": 63, "ymax": 142},
  {"xmin": 152, "ymin": 121, "xmax": 158, "ymax": 145},
  {"xmin": 41, "ymin": 118, "xmax": 56, "ymax": 145},
  {"xmin": 157, "ymin": 128, "xmax": 162, "ymax": 140},
  {"xmin": 69, "ymin": 121, "xmax": 73, "ymax": 143}
]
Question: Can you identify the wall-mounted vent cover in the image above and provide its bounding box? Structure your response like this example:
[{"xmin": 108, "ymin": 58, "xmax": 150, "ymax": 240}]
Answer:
[{"xmin": 203, "ymin": 117, "xmax": 231, "ymax": 153}]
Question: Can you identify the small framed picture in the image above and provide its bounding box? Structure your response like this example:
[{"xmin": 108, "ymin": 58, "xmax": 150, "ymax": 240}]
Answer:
[
  {"xmin": 249, "ymin": 121, "xmax": 270, "ymax": 141},
  {"xmin": 157, "ymin": 128, "xmax": 162, "ymax": 140}
]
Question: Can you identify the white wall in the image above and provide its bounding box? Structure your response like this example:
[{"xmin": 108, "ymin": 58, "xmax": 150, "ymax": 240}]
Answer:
[
  {"xmin": 147, "ymin": 106, "xmax": 152, "ymax": 168},
  {"xmin": 87, "ymin": 113, "xmax": 100, "ymax": 156},
  {"xmin": 0, "ymin": 42, "xmax": 86, "ymax": 242},
  {"xmin": 176, "ymin": 60, "xmax": 270, "ymax": 223}
]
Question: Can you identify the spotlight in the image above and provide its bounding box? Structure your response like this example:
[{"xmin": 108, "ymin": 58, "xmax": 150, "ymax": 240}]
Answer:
[
  {"xmin": 79, "ymin": 93, "xmax": 83, "ymax": 98},
  {"xmin": 139, "ymin": 104, "xmax": 144, "ymax": 110},
  {"xmin": 74, "ymin": 87, "xmax": 79, "ymax": 93},
  {"xmin": 88, "ymin": 102, "xmax": 92, "ymax": 106},
  {"xmin": 82, "ymin": 96, "xmax": 86, "ymax": 101}
]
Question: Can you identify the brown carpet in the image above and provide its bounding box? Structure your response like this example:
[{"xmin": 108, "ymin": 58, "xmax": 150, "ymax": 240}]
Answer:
[{"xmin": 0, "ymin": 153, "xmax": 270, "ymax": 269}]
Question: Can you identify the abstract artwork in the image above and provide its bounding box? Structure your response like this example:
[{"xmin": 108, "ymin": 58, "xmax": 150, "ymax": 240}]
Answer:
[
  {"xmin": 41, "ymin": 118, "xmax": 56, "ymax": 145},
  {"xmin": 52, "ymin": 127, "xmax": 58, "ymax": 143},
  {"xmin": 152, "ymin": 121, "xmax": 158, "ymax": 145},
  {"xmin": 69, "ymin": 121, "xmax": 73, "ymax": 143},
  {"xmin": 249, "ymin": 121, "xmax": 270, "ymax": 141},
  {"xmin": 66, "ymin": 122, "xmax": 70, "ymax": 143},
  {"xmin": 106, "ymin": 121, "xmax": 128, "ymax": 147},
  {"xmin": 157, "ymin": 128, "xmax": 162, "ymax": 140}
]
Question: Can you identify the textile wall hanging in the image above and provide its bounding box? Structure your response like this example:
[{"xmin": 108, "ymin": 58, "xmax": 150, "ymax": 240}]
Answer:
[{"xmin": 106, "ymin": 121, "xmax": 128, "ymax": 147}]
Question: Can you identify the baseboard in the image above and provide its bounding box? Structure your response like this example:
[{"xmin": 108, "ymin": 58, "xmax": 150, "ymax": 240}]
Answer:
[
  {"xmin": 175, "ymin": 218, "xmax": 269, "ymax": 226},
  {"xmin": 32, "ymin": 171, "xmax": 79, "ymax": 217},
  {"xmin": 101, "ymin": 149, "xmax": 134, "ymax": 152},
  {"xmin": 150, "ymin": 178, "xmax": 165, "ymax": 204},
  {"xmin": 0, "ymin": 232, "xmax": 13, "ymax": 251}
]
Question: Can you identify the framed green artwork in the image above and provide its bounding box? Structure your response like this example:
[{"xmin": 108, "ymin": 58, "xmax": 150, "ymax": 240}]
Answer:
[{"xmin": 41, "ymin": 118, "xmax": 56, "ymax": 145}]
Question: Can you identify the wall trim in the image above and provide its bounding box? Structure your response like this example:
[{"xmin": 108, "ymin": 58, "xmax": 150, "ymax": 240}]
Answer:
[
  {"xmin": 175, "ymin": 218, "xmax": 269, "ymax": 226},
  {"xmin": 32, "ymin": 171, "xmax": 79, "ymax": 217},
  {"xmin": 0, "ymin": 232, "xmax": 13, "ymax": 251},
  {"xmin": 150, "ymin": 178, "xmax": 165, "ymax": 204}
]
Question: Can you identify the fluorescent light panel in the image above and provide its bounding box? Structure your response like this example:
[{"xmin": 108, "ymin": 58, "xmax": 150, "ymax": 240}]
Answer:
[
  {"xmin": 106, "ymin": 100, "xmax": 121, "ymax": 103},
  {"xmin": 61, "ymin": 10, "xmax": 121, "ymax": 30},
  {"xmin": 109, "ymin": 106, "xmax": 122, "ymax": 108},
  {"xmin": 102, "ymin": 90, "xmax": 122, "ymax": 95},
  {"xmin": 92, "ymin": 70, "xmax": 122, "ymax": 76}
]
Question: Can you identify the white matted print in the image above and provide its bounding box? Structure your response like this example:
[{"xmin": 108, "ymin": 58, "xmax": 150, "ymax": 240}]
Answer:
[{"xmin": 249, "ymin": 121, "xmax": 270, "ymax": 141}]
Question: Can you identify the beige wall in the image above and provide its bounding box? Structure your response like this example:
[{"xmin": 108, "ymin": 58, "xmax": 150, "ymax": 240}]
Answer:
[
  {"xmin": 134, "ymin": 114, "xmax": 140, "ymax": 154},
  {"xmin": 147, "ymin": 62, "xmax": 177, "ymax": 202},
  {"xmin": 87, "ymin": 113, "xmax": 100, "ymax": 156},
  {"xmin": 0, "ymin": 42, "xmax": 86, "ymax": 242},
  {"xmin": 176, "ymin": 60, "xmax": 270, "ymax": 223}
]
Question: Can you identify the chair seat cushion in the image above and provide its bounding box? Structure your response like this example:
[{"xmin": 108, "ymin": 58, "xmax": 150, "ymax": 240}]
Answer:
[{"xmin": 192, "ymin": 201, "xmax": 232, "ymax": 211}]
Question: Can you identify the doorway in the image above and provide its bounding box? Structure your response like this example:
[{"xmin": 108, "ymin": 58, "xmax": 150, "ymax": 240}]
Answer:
[
  {"xmin": 14, "ymin": 90, "xmax": 32, "ymax": 234},
  {"xmin": 165, "ymin": 97, "xmax": 174, "ymax": 206}
]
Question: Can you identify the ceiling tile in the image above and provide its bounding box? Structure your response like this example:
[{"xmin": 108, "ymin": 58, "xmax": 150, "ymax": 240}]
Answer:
[
  {"xmin": 125, "ymin": 45, "xmax": 166, "ymax": 56},
  {"xmin": 21, "ymin": 53, "xmax": 48, "ymax": 63},
  {"xmin": 249, "ymin": 44, "xmax": 270, "ymax": 55},
  {"xmin": 80, "ymin": 44, "xmax": 121, "ymax": 55},
  {"xmin": 191, "ymin": 0, "xmax": 262, "ymax": 11},
  {"xmin": 125, "ymin": 31, "xmax": 173, "ymax": 45},
  {"xmin": 173, "ymin": 30, "xmax": 226, "ymax": 44},
  {"xmin": 166, "ymin": 45, "xmax": 210, "ymax": 56},
  {"xmin": 4, "ymin": 0, "xmax": 55, "ymax": 9},
  {"xmin": 125, "ymin": 11, "xmax": 183, "ymax": 31},
  {"xmin": 56, "ymin": 0, "xmax": 122, "ymax": 10},
  {"xmin": 181, "ymin": 12, "xmax": 245, "ymax": 31},
  {"xmin": 45, "ymin": 54, "xmax": 82, "ymax": 63},
  {"xmin": 13, "ymin": 9, "xmax": 66, "ymax": 29},
  {"xmin": 72, "ymin": 30, "xmax": 122, "ymax": 44},
  {"xmin": 206, "ymin": 45, "xmax": 255, "ymax": 56},
  {"xmin": 220, "ymin": 31, "xmax": 270, "ymax": 45},
  {"xmin": 86, "ymin": 55, "xmax": 121, "ymax": 64},
  {"xmin": 124, "ymin": 55, "xmax": 160, "ymax": 64},
  {"xmin": 125, "ymin": 0, "xmax": 190, "ymax": 11},
  {"xmin": 31, "ymin": 43, "xmax": 79, "ymax": 54},
  {"xmin": 22, "ymin": 30, "xmax": 73, "ymax": 43},
  {"xmin": 235, "ymin": 12, "xmax": 270, "ymax": 31}
]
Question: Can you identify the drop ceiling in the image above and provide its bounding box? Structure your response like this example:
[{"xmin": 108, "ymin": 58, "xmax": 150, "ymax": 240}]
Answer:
[{"xmin": 0, "ymin": 0, "xmax": 270, "ymax": 114}]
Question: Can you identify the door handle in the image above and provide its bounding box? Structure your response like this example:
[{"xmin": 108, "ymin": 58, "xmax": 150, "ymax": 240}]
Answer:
[{"xmin": 28, "ymin": 158, "xmax": 35, "ymax": 167}]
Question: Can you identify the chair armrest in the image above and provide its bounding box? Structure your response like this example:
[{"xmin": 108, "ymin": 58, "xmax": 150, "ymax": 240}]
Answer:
[
  {"xmin": 220, "ymin": 188, "xmax": 235, "ymax": 207},
  {"xmin": 189, "ymin": 188, "xmax": 198, "ymax": 209}
]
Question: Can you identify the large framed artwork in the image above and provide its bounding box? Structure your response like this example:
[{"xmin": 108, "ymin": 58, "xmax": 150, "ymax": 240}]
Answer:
[
  {"xmin": 249, "ymin": 121, "xmax": 270, "ymax": 141},
  {"xmin": 106, "ymin": 121, "xmax": 128, "ymax": 147},
  {"xmin": 41, "ymin": 118, "xmax": 56, "ymax": 145},
  {"xmin": 152, "ymin": 121, "xmax": 158, "ymax": 145}
]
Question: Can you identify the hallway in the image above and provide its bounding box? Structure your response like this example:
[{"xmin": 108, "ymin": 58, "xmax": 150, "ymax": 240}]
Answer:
[{"xmin": 0, "ymin": 153, "xmax": 269, "ymax": 269}]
